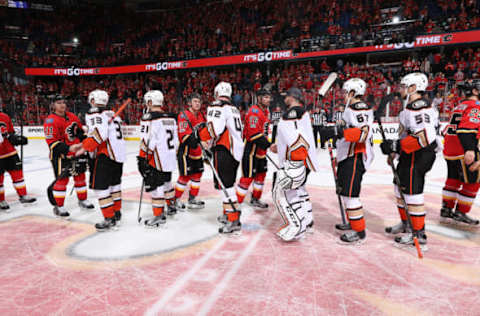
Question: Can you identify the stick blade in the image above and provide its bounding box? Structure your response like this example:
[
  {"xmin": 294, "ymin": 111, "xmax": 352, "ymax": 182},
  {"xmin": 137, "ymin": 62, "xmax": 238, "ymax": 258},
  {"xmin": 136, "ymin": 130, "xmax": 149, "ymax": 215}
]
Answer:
[{"xmin": 318, "ymin": 72, "xmax": 338, "ymax": 97}]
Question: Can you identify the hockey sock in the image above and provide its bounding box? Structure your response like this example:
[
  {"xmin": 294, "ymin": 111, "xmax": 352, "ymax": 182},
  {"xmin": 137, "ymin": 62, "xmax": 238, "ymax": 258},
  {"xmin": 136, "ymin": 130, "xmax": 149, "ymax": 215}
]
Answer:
[
  {"xmin": 189, "ymin": 173, "xmax": 202, "ymax": 197},
  {"xmin": 164, "ymin": 182, "xmax": 175, "ymax": 206},
  {"xmin": 0, "ymin": 173, "xmax": 4, "ymax": 201},
  {"xmin": 404, "ymin": 193, "xmax": 426, "ymax": 231},
  {"xmin": 223, "ymin": 187, "xmax": 240, "ymax": 221},
  {"xmin": 456, "ymin": 182, "xmax": 480, "ymax": 214},
  {"xmin": 442, "ymin": 178, "xmax": 461, "ymax": 209},
  {"xmin": 152, "ymin": 186, "xmax": 165, "ymax": 216},
  {"xmin": 9, "ymin": 169, "xmax": 26, "ymax": 197},
  {"xmin": 342, "ymin": 196, "xmax": 365, "ymax": 233},
  {"xmin": 252, "ymin": 172, "xmax": 266, "ymax": 200},
  {"xmin": 175, "ymin": 176, "xmax": 189, "ymax": 199},
  {"xmin": 394, "ymin": 186, "xmax": 407, "ymax": 221},
  {"xmin": 236, "ymin": 177, "xmax": 253, "ymax": 204},
  {"xmin": 53, "ymin": 177, "xmax": 69, "ymax": 207},
  {"xmin": 96, "ymin": 189, "xmax": 115, "ymax": 218},
  {"xmin": 110, "ymin": 184, "xmax": 122, "ymax": 212},
  {"xmin": 73, "ymin": 173, "xmax": 87, "ymax": 201}
]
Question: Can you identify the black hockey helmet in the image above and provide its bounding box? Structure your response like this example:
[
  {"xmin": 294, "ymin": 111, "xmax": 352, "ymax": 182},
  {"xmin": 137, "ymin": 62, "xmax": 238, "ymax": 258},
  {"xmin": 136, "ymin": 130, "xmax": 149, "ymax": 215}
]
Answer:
[{"xmin": 459, "ymin": 80, "xmax": 480, "ymax": 97}]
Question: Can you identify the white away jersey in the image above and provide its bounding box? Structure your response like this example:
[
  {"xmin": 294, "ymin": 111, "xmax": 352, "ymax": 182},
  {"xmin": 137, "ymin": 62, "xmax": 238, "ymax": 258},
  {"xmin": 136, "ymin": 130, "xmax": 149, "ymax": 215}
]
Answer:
[
  {"xmin": 139, "ymin": 112, "xmax": 178, "ymax": 172},
  {"xmin": 336, "ymin": 101, "xmax": 374, "ymax": 169},
  {"xmin": 206, "ymin": 100, "xmax": 244, "ymax": 161},
  {"xmin": 276, "ymin": 107, "xmax": 320, "ymax": 172},
  {"xmin": 85, "ymin": 108, "xmax": 126, "ymax": 163},
  {"xmin": 398, "ymin": 98, "xmax": 438, "ymax": 147}
]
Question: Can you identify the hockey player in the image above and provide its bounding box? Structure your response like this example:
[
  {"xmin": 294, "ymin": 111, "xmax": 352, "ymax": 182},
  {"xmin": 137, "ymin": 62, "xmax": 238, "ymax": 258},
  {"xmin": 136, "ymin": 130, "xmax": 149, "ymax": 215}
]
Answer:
[
  {"xmin": 271, "ymin": 87, "xmax": 319, "ymax": 241},
  {"xmin": 198, "ymin": 81, "xmax": 244, "ymax": 233},
  {"xmin": 0, "ymin": 110, "xmax": 35, "ymax": 210},
  {"xmin": 44, "ymin": 95, "xmax": 93, "ymax": 217},
  {"xmin": 380, "ymin": 73, "xmax": 438, "ymax": 246},
  {"xmin": 175, "ymin": 93, "xmax": 206, "ymax": 210},
  {"xmin": 441, "ymin": 81, "xmax": 480, "ymax": 225},
  {"xmin": 326, "ymin": 78, "xmax": 375, "ymax": 243},
  {"xmin": 72, "ymin": 90, "xmax": 125, "ymax": 231},
  {"xmin": 236, "ymin": 89, "xmax": 272, "ymax": 209},
  {"xmin": 138, "ymin": 90, "xmax": 178, "ymax": 226}
]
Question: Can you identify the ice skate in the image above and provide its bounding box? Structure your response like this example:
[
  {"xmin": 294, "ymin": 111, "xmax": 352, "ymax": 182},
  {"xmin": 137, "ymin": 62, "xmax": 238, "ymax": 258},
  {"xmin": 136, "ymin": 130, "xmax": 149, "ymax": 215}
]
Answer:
[
  {"xmin": 166, "ymin": 204, "xmax": 177, "ymax": 216},
  {"xmin": 0, "ymin": 200, "xmax": 10, "ymax": 212},
  {"xmin": 217, "ymin": 214, "xmax": 228, "ymax": 224},
  {"xmin": 306, "ymin": 220, "xmax": 314, "ymax": 233},
  {"xmin": 393, "ymin": 230, "xmax": 428, "ymax": 252},
  {"xmin": 440, "ymin": 206, "xmax": 454, "ymax": 223},
  {"xmin": 339, "ymin": 230, "xmax": 366, "ymax": 245},
  {"xmin": 19, "ymin": 195, "xmax": 36, "ymax": 205},
  {"xmin": 219, "ymin": 220, "xmax": 241, "ymax": 234},
  {"xmin": 95, "ymin": 217, "xmax": 117, "ymax": 231},
  {"xmin": 53, "ymin": 206, "xmax": 70, "ymax": 218},
  {"xmin": 452, "ymin": 211, "xmax": 479, "ymax": 226},
  {"xmin": 187, "ymin": 197, "xmax": 205, "ymax": 209},
  {"xmin": 250, "ymin": 198, "xmax": 268, "ymax": 209},
  {"xmin": 114, "ymin": 211, "xmax": 122, "ymax": 222},
  {"xmin": 385, "ymin": 220, "xmax": 408, "ymax": 234},
  {"xmin": 78, "ymin": 199, "xmax": 95, "ymax": 210},
  {"xmin": 175, "ymin": 200, "xmax": 186, "ymax": 211},
  {"xmin": 144, "ymin": 214, "xmax": 167, "ymax": 227}
]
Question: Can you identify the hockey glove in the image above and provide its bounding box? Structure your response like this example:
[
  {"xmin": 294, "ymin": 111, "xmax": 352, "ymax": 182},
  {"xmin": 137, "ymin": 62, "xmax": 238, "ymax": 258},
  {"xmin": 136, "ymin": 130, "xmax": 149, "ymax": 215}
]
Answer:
[
  {"xmin": 137, "ymin": 156, "xmax": 151, "ymax": 178},
  {"xmin": 70, "ymin": 155, "xmax": 88, "ymax": 176},
  {"xmin": 7, "ymin": 133, "xmax": 28, "ymax": 146},
  {"xmin": 380, "ymin": 139, "xmax": 400, "ymax": 155},
  {"xmin": 66, "ymin": 122, "xmax": 86, "ymax": 141}
]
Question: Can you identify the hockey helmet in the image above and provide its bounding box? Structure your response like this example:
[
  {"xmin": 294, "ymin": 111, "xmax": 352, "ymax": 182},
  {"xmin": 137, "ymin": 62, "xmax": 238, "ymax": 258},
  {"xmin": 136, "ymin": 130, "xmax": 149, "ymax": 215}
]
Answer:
[
  {"xmin": 400, "ymin": 72, "xmax": 428, "ymax": 93},
  {"xmin": 214, "ymin": 81, "xmax": 232, "ymax": 99},
  {"xmin": 88, "ymin": 89, "xmax": 109, "ymax": 106},
  {"xmin": 342, "ymin": 78, "xmax": 367, "ymax": 97},
  {"xmin": 144, "ymin": 90, "xmax": 164, "ymax": 107}
]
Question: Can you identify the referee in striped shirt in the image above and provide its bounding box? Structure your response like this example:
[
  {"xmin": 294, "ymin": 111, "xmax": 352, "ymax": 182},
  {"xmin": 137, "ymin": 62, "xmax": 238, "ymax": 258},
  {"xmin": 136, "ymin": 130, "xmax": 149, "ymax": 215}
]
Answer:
[
  {"xmin": 332, "ymin": 105, "xmax": 345, "ymax": 149},
  {"xmin": 311, "ymin": 108, "xmax": 327, "ymax": 148}
]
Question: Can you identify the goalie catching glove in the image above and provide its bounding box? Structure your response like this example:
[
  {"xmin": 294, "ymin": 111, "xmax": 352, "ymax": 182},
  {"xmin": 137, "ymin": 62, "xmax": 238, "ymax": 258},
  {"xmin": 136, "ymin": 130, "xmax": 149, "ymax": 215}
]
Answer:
[{"xmin": 277, "ymin": 160, "xmax": 306, "ymax": 190}]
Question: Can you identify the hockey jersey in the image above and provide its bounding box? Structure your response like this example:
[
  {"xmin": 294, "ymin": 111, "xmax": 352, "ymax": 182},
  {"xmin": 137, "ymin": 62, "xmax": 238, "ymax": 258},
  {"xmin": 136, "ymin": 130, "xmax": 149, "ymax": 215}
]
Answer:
[
  {"xmin": 139, "ymin": 112, "xmax": 178, "ymax": 172},
  {"xmin": 243, "ymin": 104, "xmax": 270, "ymax": 158},
  {"xmin": 336, "ymin": 101, "xmax": 374, "ymax": 168},
  {"xmin": 177, "ymin": 109, "xmax": 205, "ymax": 160},
  {"xmin": 44, "ymin": 111, "xmax": 83, "ymax": 160},
  {"xmin": 0, "ymin": 112, "xmax": 17, "ymax": 159},
  {"xmin": 398, "ymin": 98, "xmax": 438, "ymax": 154},
  {"xmin": 443, "ymin": 100, "xmax": 476, "ymax": 159},
  {"xmin": 200, "ymin": 100, "xmax": 244, "ymax": 162},
  {"xmin": 456, "ymin": 100, "xmax": 480, "ymax": 153},
  {"xmin": 276, "ymin": 107, "xmax": 320, "ymax": 171},
  {"xmin": 83, "ymin": 108, "xmax": 126, "ymax": 163}
]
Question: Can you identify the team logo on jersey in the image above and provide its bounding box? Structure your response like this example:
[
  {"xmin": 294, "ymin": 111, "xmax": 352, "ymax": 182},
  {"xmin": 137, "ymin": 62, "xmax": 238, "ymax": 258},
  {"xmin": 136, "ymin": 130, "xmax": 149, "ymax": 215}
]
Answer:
[
  {"xmin": 411, "ymin": 100, "xmax": 427, "ymax": 109},
  {"xmin": 249, "ymin": 116, "xmax": 258, "ymax": 128}
]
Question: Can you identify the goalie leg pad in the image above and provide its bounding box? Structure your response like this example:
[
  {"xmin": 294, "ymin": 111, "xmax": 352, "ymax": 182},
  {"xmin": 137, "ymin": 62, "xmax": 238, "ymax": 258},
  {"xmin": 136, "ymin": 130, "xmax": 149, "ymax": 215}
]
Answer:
[
  {"xmin": 273, "ymin": 185, "xmax": 307, "ymax": 241},
  {"xmin": 298, "ymin": 186, "xmax": 313, "ymax": 226}
]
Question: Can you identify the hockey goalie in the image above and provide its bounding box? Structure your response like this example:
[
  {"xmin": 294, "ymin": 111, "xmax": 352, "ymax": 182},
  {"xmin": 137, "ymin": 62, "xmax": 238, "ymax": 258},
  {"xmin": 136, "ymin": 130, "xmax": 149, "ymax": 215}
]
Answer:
[{"xmin": 271, "ymin": 87, "xmax": 319, "ymax": 241}]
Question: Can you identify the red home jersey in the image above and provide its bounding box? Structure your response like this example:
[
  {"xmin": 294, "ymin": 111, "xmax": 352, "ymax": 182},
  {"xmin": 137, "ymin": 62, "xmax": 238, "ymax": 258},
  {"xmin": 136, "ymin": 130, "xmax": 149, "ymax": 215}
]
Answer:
[
  {"xmin": 177, "ymin": 109, "xmax": 206, "ymax": 159},
  {"xmin": 0, "ymin": 112, "xmax": 17, "ymax": 159},
  {"xmin": 44, "ymin": 111, "xmax": 83, "ymax": 159},
  {"xmin": 243, "ymin": 104, "xmax": 270, "ymax": 158}
]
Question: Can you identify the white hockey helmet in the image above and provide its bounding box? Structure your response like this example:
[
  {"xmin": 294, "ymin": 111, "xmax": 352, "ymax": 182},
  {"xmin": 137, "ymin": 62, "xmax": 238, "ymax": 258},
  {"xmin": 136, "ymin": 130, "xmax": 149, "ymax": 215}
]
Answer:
[
  {"xmin": 214, "ymin": 81, "xmax": 232, "ymax": 99},
  {"xmin": 88, "ymin": 89, "xmax": 109, "ymax": 106},
  {"xmin": 400, "ymin": 72, "xmax": 428, "ymax": 93},
  {"xmin": 342, "ymin": 78, "xmax": 367, "ymax": 97},
  {"xmin": 144, "ymin": 90, "xmax": 164, "ymax": 107}
]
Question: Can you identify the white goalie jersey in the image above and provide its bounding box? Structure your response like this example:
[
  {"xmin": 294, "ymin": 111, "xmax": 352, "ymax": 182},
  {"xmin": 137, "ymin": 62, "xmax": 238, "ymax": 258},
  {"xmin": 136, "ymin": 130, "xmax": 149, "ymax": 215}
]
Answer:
[
  {"xmin": 139, "ymin": 112, "xmax": 178, "ymax": 172},
  {"xmin": 276, "ymin": 107, "xmax": 320, "ymax": 171},
  {"xmin": 205, "ymin": 100, "xmax": 244, "ymax": 161},
  {"xmin": 336, "ymin": 101, "xmax": 374, "ymax": 169},
  {"xmin": 398, "ymin": 98, "xmax": 439, "ymax": 151},
  {"xmin": 85, "ymin": 108, "xmax": 126, "ymax": 163}
]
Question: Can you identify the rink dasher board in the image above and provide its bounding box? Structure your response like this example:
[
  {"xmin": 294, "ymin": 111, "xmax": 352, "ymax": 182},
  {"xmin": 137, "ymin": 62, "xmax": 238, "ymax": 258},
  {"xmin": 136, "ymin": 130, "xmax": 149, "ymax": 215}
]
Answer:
[{"xmin": 15, "ymin": 123, "xmax": 448, "ymax": 143}]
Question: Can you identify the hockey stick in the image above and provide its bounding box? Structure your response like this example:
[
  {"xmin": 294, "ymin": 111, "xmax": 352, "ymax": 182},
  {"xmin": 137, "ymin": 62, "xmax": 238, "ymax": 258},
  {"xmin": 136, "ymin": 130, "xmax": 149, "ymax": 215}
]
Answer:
[
  {"xmin": 182, "ymin": 111, "xmax": 241, "ymax": 215},
  {"xmin": 375, "ymin": 94, "xmax": 423, "ymax": 259},
  {"xmin": 137, "ymin": 125, "xmax": 151, "ymax": 224},
  {"xmin": 110, "ymin": 98, "xmax": 131, "ymax": 123},
  {"xmin": 319, "ymin": 72, "xmax": 338, "ymax": 97},
  {"xmin": 327, "ymin": 140, "xmax": 348, "ymax": 226}
]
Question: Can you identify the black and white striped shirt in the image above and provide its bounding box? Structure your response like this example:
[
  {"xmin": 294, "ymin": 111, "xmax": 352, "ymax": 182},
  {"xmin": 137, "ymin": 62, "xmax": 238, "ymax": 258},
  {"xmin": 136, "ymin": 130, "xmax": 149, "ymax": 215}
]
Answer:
[{"xmin": 312, "ymin": 112, "xmax": 327, "ymax": 126}]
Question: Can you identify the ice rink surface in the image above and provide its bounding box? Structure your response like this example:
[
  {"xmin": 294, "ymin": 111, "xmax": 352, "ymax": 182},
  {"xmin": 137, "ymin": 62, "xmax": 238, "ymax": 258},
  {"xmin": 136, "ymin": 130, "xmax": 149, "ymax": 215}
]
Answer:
[{"xmin": 0, "ymin": 140, "xmax": 479, "ymax": 315}]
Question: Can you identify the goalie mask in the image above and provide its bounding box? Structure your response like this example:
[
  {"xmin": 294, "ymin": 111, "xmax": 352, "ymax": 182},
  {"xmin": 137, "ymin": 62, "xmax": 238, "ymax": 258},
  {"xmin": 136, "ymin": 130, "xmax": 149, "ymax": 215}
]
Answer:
[
  {"xmin": 88, "ymin": 89, "xmax": 109, "ymax": 107},
  {"xmin": 214, "ymin": 81, "xmax": 232, "ymax": 99}
]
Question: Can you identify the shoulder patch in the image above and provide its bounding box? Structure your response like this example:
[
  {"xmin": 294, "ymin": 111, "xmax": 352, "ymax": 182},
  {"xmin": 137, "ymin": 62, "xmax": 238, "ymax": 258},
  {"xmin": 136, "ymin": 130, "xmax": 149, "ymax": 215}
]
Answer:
[
  {"xmin": 46, "ymin": 118, "xmax": 53, "ymax": 124},
  {"xmin": 88, "ymin": 107, "xmax": 100, "ymax": 114},
  {"xmin": 252, "ymin": 108, "xmax": 259, "ymax": 114}
]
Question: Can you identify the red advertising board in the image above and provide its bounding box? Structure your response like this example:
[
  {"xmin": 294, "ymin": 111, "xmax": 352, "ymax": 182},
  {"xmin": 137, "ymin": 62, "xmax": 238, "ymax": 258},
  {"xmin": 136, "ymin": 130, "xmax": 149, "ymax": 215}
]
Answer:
[{"xmin": 24, "ymin": 30, "xmax": 480, "ymax": 76}]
